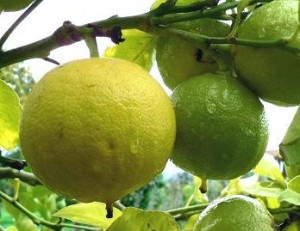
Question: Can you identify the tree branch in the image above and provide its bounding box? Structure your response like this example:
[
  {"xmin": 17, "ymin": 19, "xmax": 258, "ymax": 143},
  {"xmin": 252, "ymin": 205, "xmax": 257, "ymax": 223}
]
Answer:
[
  {"xmin": 0, "ymin": 190, "xmax": 101, "ymax": 230},
  {"xmin": 0, "ymin": 13, "xmax": 150, "ymax": 68},
  {"xmin": 0, "ymin": 0, "xmax": 282, "ymax": 69},
  {"xmin": 0, "ymin": 167, "xmax": 41, "ymax": 186}
]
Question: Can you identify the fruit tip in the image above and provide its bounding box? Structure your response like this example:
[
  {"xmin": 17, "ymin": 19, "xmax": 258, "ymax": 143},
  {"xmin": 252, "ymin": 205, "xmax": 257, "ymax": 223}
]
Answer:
[
  {"xmin": 199, "ymin": 179, "xmax": 208, "ymax": 193},
  {"xmin": 106, "ymin": 202, "xmax": 114, "ymax": 219}
]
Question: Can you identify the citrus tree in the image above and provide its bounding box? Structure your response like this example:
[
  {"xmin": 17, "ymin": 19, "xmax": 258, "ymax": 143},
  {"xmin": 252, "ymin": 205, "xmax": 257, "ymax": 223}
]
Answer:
[{"xmin": 1, "ymin": 0, "xmax": 300, "ymax": 230}]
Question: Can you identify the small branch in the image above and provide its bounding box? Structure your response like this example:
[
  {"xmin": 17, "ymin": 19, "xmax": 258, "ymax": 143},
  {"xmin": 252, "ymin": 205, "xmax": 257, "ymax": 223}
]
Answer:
[
  {"xmin": 0, "ymin": 13, "xmax": 148, "ymax": 68},
  {"xmin": 0, "ymin": 191, "xmax": 100, "ymax": 231},
  {"xmin": 150, "ymin": 0, "xmax": 219, "ymax": 17},
  {"xmin": 269, "ymin": 206, "xmax": 300, "ymax": 215},
  {"xmin": 113, "ymin": 201, "xmax": 126, "ymax": 211},
  {"xmin": 166, "ymin": 203, "xmax": 209, "ymax": 216},
  {"xmin": 43, "ymin": 57, "xmax": 60, "ymax": 65},
  {"xmin": 150, "ymin": 1, "xmax": 239, "ymax": 25},
  {"xmin": 0, "ymin": 167, "xmax": 41, "ymax": 186},
  {"xmin": 0, "ymin": 0, "xmax": 44, "ymax": 48},
  {"xmin": 0, "ymin": 153, "xmax": 27, "ymax": 170},
  {"xmin": 156, "ymin": 27, "xmax": 298, "ymax": 52}
]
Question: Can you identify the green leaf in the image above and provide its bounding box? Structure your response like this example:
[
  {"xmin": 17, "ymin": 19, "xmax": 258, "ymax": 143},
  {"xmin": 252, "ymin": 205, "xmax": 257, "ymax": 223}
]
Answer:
[
  {"xmin": 53, "ymin": 202, "xmax": 122, "ymax": 229},
  {"xmin": 107, "ymin": 207, "xmax": 181, "ymax": 231},
  {"xmin": 104, "ymin": 29, "xmax": 156, "ymax": 71},
  {"xmin": 279, "ymin": 176, "xmax": 300, "ymax": 205},
  {"xmin": 150, "ymin": 0, "xmax": 200, "ymax": 10},
  {"xmin": 0, "ymin": 79, "xmax": 22, "ymax": 150},
  {"xmin": 0, "ymin": 0, "xmax": 34, "ymax": 12},
  {"xmin": 16, "ymin": 217, "xmax": 38, "ymax": 231},
  {"xmin": 5, "ymin": 226, "xmax": 18, "ymax": 231},
  {"xmin": 288, "ymin": 176, "xmax": 300, "ymax": 193},
  {"xmin": 254, "ymin": 154, "xmax": 285, "ymax": 186},
  {"xmin": 280, "ymin": 107, "xmax": 300, "ymax": 166},
  {"xmin": 242, "ymin": 182, "xmax": 284, "ymax": 198}
]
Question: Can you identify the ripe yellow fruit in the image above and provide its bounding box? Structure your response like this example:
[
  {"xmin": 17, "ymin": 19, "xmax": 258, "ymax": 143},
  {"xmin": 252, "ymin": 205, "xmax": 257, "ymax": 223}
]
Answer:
[
  {"xmin": 171, "ymin": 73, "xmax": 268, "ymax": 181},
  {"xmin": 156, "ymin": 19, "xmax": 230, "ymax": 90},
  {"xmin": 232, "ymin": 0, "xmax": 300, "ymax": 106},
  {"xmin": 0, "ymin": 0, "xmax": 33, "ymax": 11},
  {"xmin": 193, "ymin": 195, "xmax": 277, "ymax": 231},
  {"xmin": 19, "ymin": 58, "xmax": 176, "ymax": 217}
]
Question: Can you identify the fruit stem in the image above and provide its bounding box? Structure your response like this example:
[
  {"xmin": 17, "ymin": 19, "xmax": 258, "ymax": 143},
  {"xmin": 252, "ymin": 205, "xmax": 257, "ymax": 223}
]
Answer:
[
  {"xmin": 106, "ymin": 202, "xmax": 114, "ymax": 218},
  {"xmin": 199, "ymin": 178, "xmax": 208, "ymax": 193},
  {"xmin": 84, "ymin": 35, "xmax": 99, "ymax": 58}
]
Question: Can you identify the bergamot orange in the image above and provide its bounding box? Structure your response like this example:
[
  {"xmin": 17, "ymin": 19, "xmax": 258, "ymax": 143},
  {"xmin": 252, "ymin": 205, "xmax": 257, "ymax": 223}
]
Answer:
[
  {"xmin": 232, "ymin": 0, "xmax": 300, "ymax": 106},
  {"xmin": 19, "ymin": 58, "xmax": 176, "ymax": 217},
  {"xmin": 156, "ymin": 18, "xmax": 230, "ymax": 90},
  {"xmin": 193, "ymin": 195, "xmax": 277, "ymax": 231},
  {"xmin": 171, "ymin": 73, "xmax": 268, "ymax": 183}
]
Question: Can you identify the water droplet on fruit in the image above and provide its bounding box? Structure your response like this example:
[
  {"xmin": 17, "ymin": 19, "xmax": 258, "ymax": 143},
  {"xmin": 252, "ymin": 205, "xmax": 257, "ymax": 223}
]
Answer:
[{"xmin": 130, "ymin": 140, "xmax": 139, "ymax": 154}]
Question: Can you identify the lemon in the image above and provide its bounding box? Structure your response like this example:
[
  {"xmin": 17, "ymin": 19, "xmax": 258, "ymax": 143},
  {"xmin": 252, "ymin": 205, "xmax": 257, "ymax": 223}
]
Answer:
[
  {"xmin": 0, "ymin": 0, "xmax": 33, "ymax": 11},
  {"xmin": 232, "ymin": 0, "xmax": 300, "ymax": 106},
  {"xmin": 193, "ymin": 195, "xmax": 277, "ymax": 231},
  {"xmin": 171, "ymin": 73, "xmax": 268, "ymax": 181},
  {"xmin": 156, "ymin": 18, "xmax": 230, "ymax": 90},
  {"xmin": 19, "ymin": 58, "xmax": 176, "ymax": 217}
]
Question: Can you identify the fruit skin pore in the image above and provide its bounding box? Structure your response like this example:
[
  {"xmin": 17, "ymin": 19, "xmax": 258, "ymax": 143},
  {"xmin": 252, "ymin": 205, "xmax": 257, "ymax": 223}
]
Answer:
[
  {"xmin": 193, "ymin": 195, "xmax": 277, "ymax": 231},
  {"xmin": 232, "ymin": 0, "xmax": 300, "ymax": 106},
  {"xmin": 19, "ymin": 58, "xmax": 176, "ymax": 205},
  {"xmin": 171, "ymin": 73, "xmax": 269, "ymax": 180}
]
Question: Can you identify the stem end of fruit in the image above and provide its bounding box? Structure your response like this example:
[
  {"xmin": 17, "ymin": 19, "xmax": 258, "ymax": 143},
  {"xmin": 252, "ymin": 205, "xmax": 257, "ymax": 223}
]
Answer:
[
  {"xmin": 199, "ymin": 179, "xmax": 207, "ymax": 193},
  {"xmin": 106, "ymin": 202, "xmax": 113, "ymax": 218}
]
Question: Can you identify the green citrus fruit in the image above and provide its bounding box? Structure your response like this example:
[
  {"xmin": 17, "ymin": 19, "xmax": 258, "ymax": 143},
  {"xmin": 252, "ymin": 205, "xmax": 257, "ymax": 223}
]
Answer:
[
  {"xmin": 19, "ymin": 58, "xmax": 176, "ymax": 215},
  {"xmin": 193, "ymin": 195, "xmax": 277, "ymax": 231},
  {"xmin": 156, "ymin": 19, "xmax": 230, "ymax": 90},
  {"xmin": 232, "ymin": 0, "xmax": 300, "ymax": 106},
  {"xmin": 0, "ymin": 0, "xmax": 33, "ymax": 12},
  {"xmin": 171, "ymin": 72, "xmax": 268, "ymax": 180}
]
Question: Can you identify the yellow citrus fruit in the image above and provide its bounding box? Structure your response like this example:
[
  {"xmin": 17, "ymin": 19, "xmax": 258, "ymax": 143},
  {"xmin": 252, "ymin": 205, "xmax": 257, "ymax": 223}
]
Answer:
[
  {"xmin": 19, "ymin": 58, "xmax": 176, "ymax": 216},
  {"xmin": 193, "ymin": 195, "xmax": 277, "ymax": 231},
  {"xmin": 232, "ymin": 0, "xmax": 300, "ymax": 106},
  {"xmin": 0, "ymin": 0, "xmax": 33, "ymax": 11},
  {"xmin": 171, "ymin": 72, "xmax": 268, "ymax": 180},
  {"xmin": 156, "ymin": 18, "xmax": 230, "ymax": 90}
]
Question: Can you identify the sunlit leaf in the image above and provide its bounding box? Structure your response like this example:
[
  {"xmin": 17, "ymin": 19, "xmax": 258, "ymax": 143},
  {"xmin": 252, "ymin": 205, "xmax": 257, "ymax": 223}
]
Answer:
[
  {"xmin": 104, "ymin": 29, "xmax": 156, "ymax": 71},
  {"xmin": 16, "ymin": 217, "xmax": 38, "ymax": 231},
  {"xmin": 53, "ymin": 202, "xmax": 121, "ymax": 229},
  {"xmin": 107, "ymin": 207, "xmax": 181, "ymax": 231},
  {"xmin": 221, "ymin": 177, "xmax": 244, "ymax": 196},
  {"xmin": 280, "ymin": 107, "xmax": 300, "ymax": 166},
  {"xmin": 287, "ymin": 176, "xmax": 300, "ymax": 193},
  {"xmin": 265, "ymin": 197, "xmax": 281, "ymax": 209},
  {"xmin": 0, "ymin": 79, "xmax": 22, "ymax": 150},
  {"xmin": 254, "ymin": 154, "xmax": 285, "ymax": 186},
  {"xmin": 279, "ymin": 176, "xmax": 300, "ymax": 205},
  {"xmin": 185, "ymin": 176, "xmax": 208, "ymax": 206},
  {"xmin": 5, "ymin": 226, "xmax": 18, "ymax": 231},
  {"xmin": 279, "ymin": 189, "xmax": 300, "ymax": 205},
  {"xmin": 242, "ymin": 181, "xmax": 284, "ymax": 198},
  {"xmin": 184, "ymin": 214, "xmax": 199, "ymax": 231}
]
